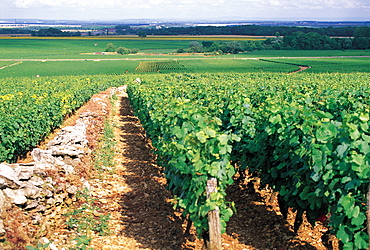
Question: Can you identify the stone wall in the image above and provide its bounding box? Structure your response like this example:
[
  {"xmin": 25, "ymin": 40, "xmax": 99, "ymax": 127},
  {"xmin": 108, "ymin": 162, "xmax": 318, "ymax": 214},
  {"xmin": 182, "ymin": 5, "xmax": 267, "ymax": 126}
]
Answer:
[{"xmin": 0, "ymin": 86, "xmax": 126, "ymax": 240}]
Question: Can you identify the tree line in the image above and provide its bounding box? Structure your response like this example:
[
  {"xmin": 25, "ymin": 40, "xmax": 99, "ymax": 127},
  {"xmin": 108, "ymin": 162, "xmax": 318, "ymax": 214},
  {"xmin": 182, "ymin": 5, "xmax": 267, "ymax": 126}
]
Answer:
[
  {"xmin": 2, "ymin": 25, "xmax": 369, "ymax": 50},
  {"xmin": 142, "ymin": 25, "xmax": 363, "ymax": 37},
  {"xmin": 175, "ymin": 28, "xmax": 370, "ymax": 54},
  {"xmin": 264, "ymin": 29, "xmax": 370, "ymax": 50},
  {"xmin": 31, "ymin": 28, "xmax": 81, "ymax": 37}
]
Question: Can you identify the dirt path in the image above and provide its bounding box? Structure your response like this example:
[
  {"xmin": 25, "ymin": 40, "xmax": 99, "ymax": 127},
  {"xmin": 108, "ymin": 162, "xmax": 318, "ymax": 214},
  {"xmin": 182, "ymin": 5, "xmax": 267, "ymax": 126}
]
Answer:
[
  {"xmin": 0, "ymin": 61, "xmax": 22, "ymax": 69},
  {"xmin": 88, "ymin": 91, "xmax": 188, "ymax": 249},
  {"xmin": 86, "ymin": 90, "xmax": 338, "ymax": 249},
  {"xmin": 288, "ymin": 66, "xmax": 310, "ymax": 74}
]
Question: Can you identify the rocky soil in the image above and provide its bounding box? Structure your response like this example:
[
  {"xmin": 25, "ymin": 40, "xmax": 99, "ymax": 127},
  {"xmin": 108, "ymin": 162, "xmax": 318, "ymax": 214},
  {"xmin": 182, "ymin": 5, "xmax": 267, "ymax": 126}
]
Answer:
[{"xmin": 0, "ymin": 86, "xmax": 339, "ymax": 250}]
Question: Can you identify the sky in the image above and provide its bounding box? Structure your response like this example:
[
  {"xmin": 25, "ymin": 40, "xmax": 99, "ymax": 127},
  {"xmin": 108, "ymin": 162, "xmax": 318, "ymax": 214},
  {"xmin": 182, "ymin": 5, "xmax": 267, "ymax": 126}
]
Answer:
[{"xmin": 1, "ymin": 0, "xmax": 369, "ymax": 22}]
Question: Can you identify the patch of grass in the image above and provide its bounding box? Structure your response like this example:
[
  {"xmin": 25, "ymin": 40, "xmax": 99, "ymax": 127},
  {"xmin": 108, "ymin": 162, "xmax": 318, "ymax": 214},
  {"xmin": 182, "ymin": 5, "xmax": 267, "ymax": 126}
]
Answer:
[
  {"xmin": 25, "ymin": 243, "xmax": 50, "ymax": 250},
  {"xmin": 64, "ymin": 188, "xmax": 110, "ymax": 236},
  {"xmin": 93, "ymin": 117, "xmax": 116, "ymax": 173}
]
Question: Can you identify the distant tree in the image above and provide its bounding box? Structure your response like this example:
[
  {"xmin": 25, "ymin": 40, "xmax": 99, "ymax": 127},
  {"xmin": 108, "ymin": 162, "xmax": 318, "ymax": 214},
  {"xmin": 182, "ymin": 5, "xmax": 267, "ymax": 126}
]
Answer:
[
  {"xmin": 282, "ymin": 31, "xmax": 333, "ymax": 50},
  {"xmin": 188, "ymin": 41, "xmax": 203, "ymax": 53},
  {"xmin": 116, "ymin": 47, "xmax": 130, "ymax": 54},
  {"xmin": 137, "ymin": 30, "xmax": 147, "ymax": 38},
  {"xmin": 227, "ymin": 41, "xmax": 243, "ymax": 54},
  {"xmin": 202, "ymin": 41, "xmax": 214, "ymax": 49},
  {"xmin": 116, "ymin": 47, "xmax": 139, "ymax": 54},
  {"xmin": 31, "ymin": 27, "xmax": 80, "ymax": 37},
  {"xmin": 353, "ymin": 37, "xmax": 370, "ymax": 49},
  {"xmin": 354, "ymin": 27, "xmax": 370, "ymax": 38},
  {"xmin": 209, "ymin": 42, "xmax": 221, "ymax": 52},
  {"xmin": 243, "ymin": 40, "xmax": 262, "ymax": 51},
  {"xmin": 340, "ymin": 38, "xmax": 354, "ymax": 49},
  {"xmin": 105, "ymin": 43, "xmax": 116, "ymax": 52},
  {"xmin": 116, "ymin": 25, "xmax": 132, "ymax": 35},
  {"xmin": 174, "ymin": 48, "xmax": 185, "ymax": 53},
  {"xmin": 130, "ymin": 48, "xmax": 139, "ymax": 54}
]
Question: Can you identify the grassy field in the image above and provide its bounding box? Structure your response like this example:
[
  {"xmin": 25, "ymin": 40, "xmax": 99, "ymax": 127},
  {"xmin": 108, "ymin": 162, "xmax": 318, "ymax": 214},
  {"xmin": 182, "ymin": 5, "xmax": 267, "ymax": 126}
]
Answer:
[
  {"xmin": 0, "ymin": 59, "xmax": 300, "ymax": 78},
  {"xmin": 182, "ymin": 59, "xmax": 299, "ymax": 73},
  {"xmin": 0, "ymin": 61, "xmax": 18, "ymax": 68},
  {"xmin": 236, "ymin": 49, "xmax": 370, "ymax": 58},
  {"xmin": 0, "ymin": 37, "xmax": 369, "ymax": 77},
  {"xmin": 0, "ymin": 38, "xmax": 191, "ymax": 59},
  {"xmin": 0, "ymin": 36, "xmax": 264, "ymax": 59},
  {"xmin": 262, "ymin": 57, "xmax": 370, "ymax": 73},
  {"xmin": 0, "ymin": 60, "xmax": 140, "ymax": 78}
]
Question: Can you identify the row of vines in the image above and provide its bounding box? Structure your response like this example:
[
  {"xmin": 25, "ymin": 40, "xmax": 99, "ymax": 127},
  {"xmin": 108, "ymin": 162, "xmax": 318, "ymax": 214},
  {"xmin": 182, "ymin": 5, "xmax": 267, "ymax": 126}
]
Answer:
[
  {"xmin": 135, "ymin": 60, "xmax": 187, "ymax": 72},
  {"xmin": 127, "ymin": 72, "xmax": 370, "ymax": 249},
  {"xmin": 0, "ymin": 75, "xmax": 123, "ymax": 163}
]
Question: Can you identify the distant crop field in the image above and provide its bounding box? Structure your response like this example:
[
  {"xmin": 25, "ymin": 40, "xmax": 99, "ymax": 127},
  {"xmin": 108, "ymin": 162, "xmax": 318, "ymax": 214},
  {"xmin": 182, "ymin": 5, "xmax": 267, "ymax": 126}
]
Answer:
[
  {"xmin": 135, "ymin": 60, "xmax": 187, "ymax": 72},
  {"xmin": 264, "ymin": 57, "xmax": 370, "ymax": 73},
  {"xmin": 0, "ymin": 60, "xmax": 139, "ymax": 78},
  {"xmin": 236, "ymin": 49, "xmax": 370, "ymax": 58},
  {"xmin": 0, "ymin": 37, "xmax": 369, "ymax": 77},
  {"xmin": 182, "ymin": 59, "xmax": 299, "ymax": 73},
  {"xmin": 0, "ymin": 59, "xmax": 300, "ymax": 78},
  {"xmin": 0, "ymin": 38, "xmax": 190, "ymax": 59},
  {"xmin": 0, "ymin": 61, "xmax": 19, "ymax": 69},
  {"xmin": 0, "ymin": 36, "xmax": 265, "ymax": 60}
]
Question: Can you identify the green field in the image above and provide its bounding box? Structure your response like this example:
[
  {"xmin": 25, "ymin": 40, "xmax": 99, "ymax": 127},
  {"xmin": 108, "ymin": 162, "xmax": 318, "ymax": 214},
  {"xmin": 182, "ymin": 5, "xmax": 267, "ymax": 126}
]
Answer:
[
  {"xmin": 0, "ymin": 60, "xmax": 140, "ymax": 78},
  {"xmin": 0, "ymin": 37, "xmax": 369, "ymax": 77},
  {"xmin": 237, "ymin": 49, "xmax": 370, "ymax": 58},
  {"xmin": 0, "ymin": 38, "xmax": 190, "ymax": 59},
  {"xmin": 262, "ymin": 57, "xmax": 370, "ymax": 73}
]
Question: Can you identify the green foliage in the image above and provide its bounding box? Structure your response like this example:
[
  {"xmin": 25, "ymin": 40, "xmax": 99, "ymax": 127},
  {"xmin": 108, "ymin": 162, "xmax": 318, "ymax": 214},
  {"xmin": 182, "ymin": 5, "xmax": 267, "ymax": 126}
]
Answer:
[
  {"xmin": 31, "ymin": 27, "xmax": 81, "ymax": 37},
  {"xmin": 25, "ymin": 242, "xmax": 50, "ymax": 250},
  {"xmin": 137, "ymin": 30, "xmax": 147, "ymax": 38},
  {"xmin": 0, "ymin": 75, "xmax": 123, "ymax": 163},
  {"xmin": 93, "ymin": 118, "xmax": 116, "ymax": 173},
  {"xmin": 127, "ymin": 72, "xmax": 370, "ymax": 249},
  {"xmin": 135, "ymin": 60, "xmax": 187, "ymax": 72},
  {"xmin": 105, "ymin": 42, "xmax": 116, "ymax": 52},
  {"xmin": 64, "ymin": 188, "xmax": 111, "ymax": 236},
  {"xmin": 70, "ymin": 236, "xmax": 93, "ymax": 250},
  {"xmin": 116, "ymin": 46, "xmax": 139, "ymax": 54}
]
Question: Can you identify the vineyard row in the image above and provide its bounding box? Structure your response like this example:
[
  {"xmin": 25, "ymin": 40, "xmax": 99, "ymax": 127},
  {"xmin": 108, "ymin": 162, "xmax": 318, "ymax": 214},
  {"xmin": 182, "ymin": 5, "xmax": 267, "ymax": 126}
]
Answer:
[{"xmin": 128, "ymin": 72, "xmax": 370, "ymax": 249}]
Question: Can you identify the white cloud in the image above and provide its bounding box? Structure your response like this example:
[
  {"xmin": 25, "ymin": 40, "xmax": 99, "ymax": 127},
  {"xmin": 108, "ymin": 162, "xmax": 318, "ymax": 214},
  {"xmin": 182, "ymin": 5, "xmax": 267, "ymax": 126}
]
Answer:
[
  {"xmin": 15, "ymin": 0, "xmax": 125, "ymax": 8},
  {"xmin": 3, "ymin": 0, "xmax": 369, "ymax": 21},
  {"xmin": 12, "ymin": 0, "xmax": 369, "ymax": 10}
]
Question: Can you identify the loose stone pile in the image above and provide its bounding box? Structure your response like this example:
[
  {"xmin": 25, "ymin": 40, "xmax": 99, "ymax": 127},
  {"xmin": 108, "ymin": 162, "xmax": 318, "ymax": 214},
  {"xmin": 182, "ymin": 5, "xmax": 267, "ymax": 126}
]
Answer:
[{"xmin": 0, "ymin": 86, "xmax": 126, "ymax": 242}]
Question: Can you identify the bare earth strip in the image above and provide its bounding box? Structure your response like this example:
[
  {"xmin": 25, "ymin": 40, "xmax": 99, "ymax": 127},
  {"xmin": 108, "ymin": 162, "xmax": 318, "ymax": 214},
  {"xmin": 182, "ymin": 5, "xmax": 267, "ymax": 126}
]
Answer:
[
  {"xmin": 0, "ymin": 61, "xmax": 22, "ymax": 69},
  {"xmin": 88, "ymin": 91, "xmax": 188, "ymax": 249}
]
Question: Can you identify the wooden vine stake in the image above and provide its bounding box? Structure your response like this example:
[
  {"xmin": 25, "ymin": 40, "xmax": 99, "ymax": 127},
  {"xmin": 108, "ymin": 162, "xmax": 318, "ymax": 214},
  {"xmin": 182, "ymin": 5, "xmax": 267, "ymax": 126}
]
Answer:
[{"xmin": 206, "ymin": 178, "xmax": 222, "ymax": 250}]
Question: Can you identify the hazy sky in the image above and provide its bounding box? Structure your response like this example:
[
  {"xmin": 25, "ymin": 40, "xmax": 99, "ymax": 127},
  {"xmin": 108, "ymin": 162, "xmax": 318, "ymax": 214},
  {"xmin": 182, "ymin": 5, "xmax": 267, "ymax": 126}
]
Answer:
[{"xmin": 1, "ymin": 0, "xmax": 369, "ymax": 22}]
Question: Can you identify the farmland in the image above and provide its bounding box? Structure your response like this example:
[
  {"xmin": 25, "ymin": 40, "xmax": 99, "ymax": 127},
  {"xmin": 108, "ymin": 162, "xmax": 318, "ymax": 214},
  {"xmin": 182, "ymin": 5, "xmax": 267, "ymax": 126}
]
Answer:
[
  {"xmin": 0, "ymin": 37, "xmax": 370, "ymax": 77},
  {"xmin": 0, "ymin": 36, "xmax": 370, "ymax": 249}
]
